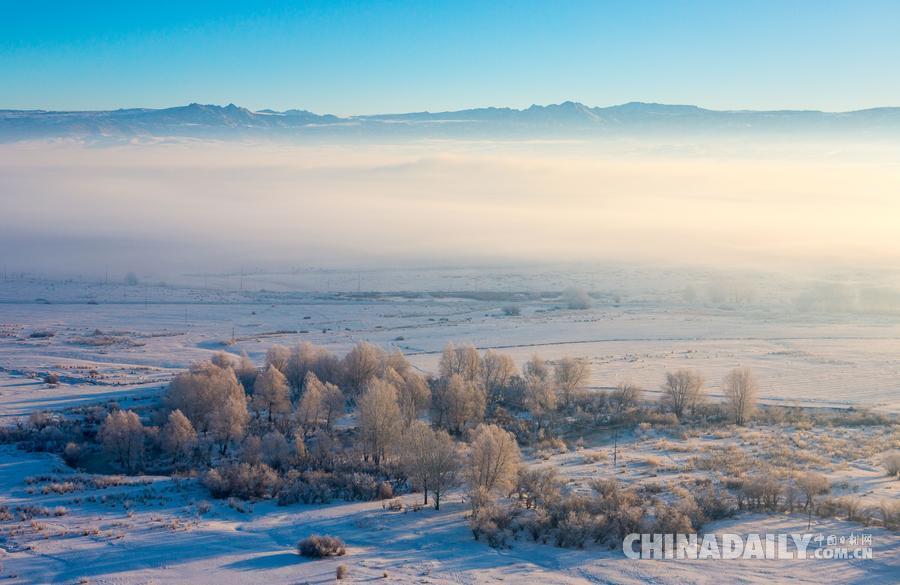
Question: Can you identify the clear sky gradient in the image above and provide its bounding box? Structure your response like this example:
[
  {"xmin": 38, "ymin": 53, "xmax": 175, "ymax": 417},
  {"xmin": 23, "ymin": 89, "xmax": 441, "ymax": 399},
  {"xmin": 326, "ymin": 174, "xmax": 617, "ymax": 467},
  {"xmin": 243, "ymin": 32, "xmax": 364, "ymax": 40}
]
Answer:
[{"xmin": 2, "ymin": 0, "xmax": 898, "ymax": 114}]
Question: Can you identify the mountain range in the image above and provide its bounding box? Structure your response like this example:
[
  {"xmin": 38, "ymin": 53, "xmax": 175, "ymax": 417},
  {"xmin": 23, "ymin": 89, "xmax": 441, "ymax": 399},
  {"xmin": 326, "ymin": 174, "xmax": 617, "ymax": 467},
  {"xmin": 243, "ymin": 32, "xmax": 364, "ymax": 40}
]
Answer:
[{"xmin": 2, "ymin": 101, "xmax": 899, "ymax": 142}]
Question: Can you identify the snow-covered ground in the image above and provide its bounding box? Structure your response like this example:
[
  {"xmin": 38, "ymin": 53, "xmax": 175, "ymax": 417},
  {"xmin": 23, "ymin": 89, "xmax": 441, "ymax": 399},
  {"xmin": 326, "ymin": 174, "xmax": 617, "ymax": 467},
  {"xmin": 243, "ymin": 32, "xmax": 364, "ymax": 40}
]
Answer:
[
  {"xmin": 1, "ymin": 440, "xmax": 897, "ymax": 584},
  {"xmin": 2, "ymin": 269, "xmax": 899, "ymax": 415},
  {"xmin": 0, "ymin": 270, "xmax": 898, "ymax": 583}
]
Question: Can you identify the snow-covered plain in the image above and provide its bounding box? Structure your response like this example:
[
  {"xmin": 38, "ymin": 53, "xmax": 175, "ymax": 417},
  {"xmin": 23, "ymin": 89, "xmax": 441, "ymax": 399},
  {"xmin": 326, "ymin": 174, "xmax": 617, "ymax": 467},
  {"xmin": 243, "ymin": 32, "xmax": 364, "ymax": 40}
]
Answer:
[
  {"xmin": 2, "ymin": 267, "xmax": 898, "ymax": 416},
  {"xmin": 0, "ymin": 268, "xmax": 898, "ymax": 583}
]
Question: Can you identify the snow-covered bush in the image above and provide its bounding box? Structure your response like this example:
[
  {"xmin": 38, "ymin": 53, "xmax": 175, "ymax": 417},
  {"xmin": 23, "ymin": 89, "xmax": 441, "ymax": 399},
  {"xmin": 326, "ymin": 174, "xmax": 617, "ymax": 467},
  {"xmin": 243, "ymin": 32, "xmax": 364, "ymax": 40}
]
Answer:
[
  {"xmin": 297, "ymin": 535, "xmax": 346, "ymax": 558},
  {"xmin": 202, "ymin": 462, "xmax": 280, "ymax": 500},
  {"xmin": 883, "ymin": 451, "xmax": 900, "ymax": 476}
]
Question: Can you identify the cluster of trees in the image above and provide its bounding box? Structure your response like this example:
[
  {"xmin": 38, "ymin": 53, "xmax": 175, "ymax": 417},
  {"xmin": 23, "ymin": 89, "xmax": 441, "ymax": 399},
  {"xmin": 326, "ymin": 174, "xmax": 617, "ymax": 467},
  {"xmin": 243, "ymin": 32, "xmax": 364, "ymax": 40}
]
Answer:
[
  {"xmin": 84, "ymin": 342, "xmax": 545, "ymax": 514},
  {"xmin": 662, "ymin": 366, "xmax": 759, "ymax": 426},
  {"xmin": 8, "ymin": 335, "xmax": 898, "ymax": 554},
  {"xmin": 431, "ymin": 344, "xmax": 591, "ymax": 436},
  {"xmin": 90, "ymin": 342, "xmax": 763, "ymax": 485}
]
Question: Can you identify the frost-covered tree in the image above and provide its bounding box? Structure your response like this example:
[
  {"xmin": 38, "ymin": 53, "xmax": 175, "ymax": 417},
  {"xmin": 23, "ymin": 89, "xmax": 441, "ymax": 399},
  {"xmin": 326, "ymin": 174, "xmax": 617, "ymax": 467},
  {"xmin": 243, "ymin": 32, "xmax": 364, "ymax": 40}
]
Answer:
[
  {"xmin": 439, "ymin": 342, "xmax": 482, "ymax": 382},
  {"xmin": 241, "ymin": 435, "xmax": 263, "ymax": 465},
  {"xmin": 265, "ymin": 345, "xmax": 291, "ymax": 375},
  {"xmin": 524, "ymin": 355, "xmax": 556, "ymax": 426},
  {"xmin": 357, "ymin": 378, "xmax": 402, "ymax": 465},
  {"xmin": 342, "ymin": 341, "xmax": 384, "ymax": 395},
  {"xmin": 321, "ymin": 379, "xmax": 345, "ymax": 430},
  {"xmin": 160, "ymin": 409, "xmax": 197, "ymax": 466},
  {"xmin": 431, "ymin": 374, "xmax": 485, "ymax": 435},
  {"xmin": 480, "ymin": 350, "xmax": 516, "ymax": 408},
  {"xmin": 252, "ymin": 365, "xmax": 291, "ymax": 425},
  {"xmin": 797, "ymin": 472, "xmax": 830, "ymax": 529},
  {"xmin": 468, "ymin": 424, "xmax": 521, "ymax": 496},
  {"xmin": 261, "ymin": 430, "xmax": 293, "ymax": 470},
  {"xmin": 284, "ymin": 342, "xmax": 342, "ymax": 393},
  {"xmin": 516, "ymin": 467, "xmax": 561, "ymax": 510},
  {"xmin": 210, "ymin": 351, "xmax": 235, "ymax": 370},
  {"xmin": 233, "ymin": 352, "xmax": 258, "ymax": 392},
  {"xmin": 723, "ymin": 367, "xmax": 758, "ymax": 425},
  {"xmin": 296, "ymin": 371, "xmax": 325, "ymax": 431},
  {"xmin": 166, "ymin": 362, "xmax": 246, "ymax": 436},
  {"xmin": 382, "ymin": 349, "xmax": 412, "ymax": 377},
  {"xmin": 209, "ymin": 390, "xmax": 250, "ymax": 454},
  {"xmin": 401, "ymin": 422, "xmax": 460, "ymax": 509},
  {"xmin": 387, "ymin": 368, "xmax": 430, "ymax": 426},
  {"xmin": 99, "ymin": 410, "xmax": 145, "ymax": 473}
]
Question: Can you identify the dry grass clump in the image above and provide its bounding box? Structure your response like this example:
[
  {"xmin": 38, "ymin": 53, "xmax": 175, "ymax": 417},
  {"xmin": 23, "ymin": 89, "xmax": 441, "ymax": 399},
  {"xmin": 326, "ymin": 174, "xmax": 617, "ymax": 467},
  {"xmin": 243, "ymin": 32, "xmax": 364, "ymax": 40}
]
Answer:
[{"xmin": 582, "ymin": 450, "xmax": 608, "ymax": 464}]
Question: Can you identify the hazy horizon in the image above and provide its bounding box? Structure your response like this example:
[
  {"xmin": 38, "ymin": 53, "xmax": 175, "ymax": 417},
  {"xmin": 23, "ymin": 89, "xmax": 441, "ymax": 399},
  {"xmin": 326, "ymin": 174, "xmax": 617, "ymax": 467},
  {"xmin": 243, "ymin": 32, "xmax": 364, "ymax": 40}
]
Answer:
[{"xmin": 3, "ymin": 134, "xmax": 900, "ymax": 281}]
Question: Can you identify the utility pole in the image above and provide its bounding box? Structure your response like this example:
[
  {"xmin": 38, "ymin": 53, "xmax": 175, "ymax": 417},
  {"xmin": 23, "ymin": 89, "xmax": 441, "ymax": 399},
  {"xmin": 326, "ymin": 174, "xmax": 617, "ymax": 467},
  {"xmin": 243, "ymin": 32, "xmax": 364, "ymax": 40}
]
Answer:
[{"xmin": 612, "ymin": 426, "xmax": 619, "ymax": 469}]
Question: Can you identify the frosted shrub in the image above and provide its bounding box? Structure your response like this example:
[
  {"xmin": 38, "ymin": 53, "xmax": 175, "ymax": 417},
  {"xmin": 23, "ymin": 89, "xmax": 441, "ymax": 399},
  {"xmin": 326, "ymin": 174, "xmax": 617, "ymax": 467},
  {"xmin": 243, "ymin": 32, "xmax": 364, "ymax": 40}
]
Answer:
[
  {"xmin": 202, "ymin": 462, "xmax": 280, "ymax": 500},
  {"xmin": 297, "ymin": 534, "xmax": 346, "ymax": 558},
  {"xmin": 883, "ymin": 451, "xmax": 900, "ymax": 476}
]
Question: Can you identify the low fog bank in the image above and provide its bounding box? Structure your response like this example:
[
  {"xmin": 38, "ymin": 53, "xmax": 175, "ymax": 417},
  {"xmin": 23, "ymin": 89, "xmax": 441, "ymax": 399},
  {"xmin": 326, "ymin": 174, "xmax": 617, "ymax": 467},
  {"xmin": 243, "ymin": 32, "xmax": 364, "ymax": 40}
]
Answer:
[{"xmin": 2, "ymin": 138, "xmax": 900, "ymax": 283}]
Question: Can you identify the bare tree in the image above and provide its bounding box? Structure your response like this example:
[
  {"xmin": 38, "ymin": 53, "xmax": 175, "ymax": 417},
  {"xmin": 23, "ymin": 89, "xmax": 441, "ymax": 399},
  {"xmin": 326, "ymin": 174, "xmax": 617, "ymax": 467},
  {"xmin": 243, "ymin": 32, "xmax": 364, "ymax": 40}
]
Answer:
[
  {"xmin": 252, "ymin": 365, "xmax": 291, "ymax": 425},
  {"xmin": 401, "ymin": 422, "xmax": 460, "ymax": 509},
  {"xmin": 554, "ymin": 356, "xmax": 590, "ymax": 408},
  {"xmin": 661, "ymin": 369, "xmax": 705, "ymax": 418},
  {"xmin": 439, "ymin": 342, "xmax": 482, "ymax": 382},
  {"xmin": 99, "ymin": 410, "xmax": 145, "ymax": 473},
  {"xmin": 467, "ymin": 423, "xmax": 522, "ymax": 496},
  {"xmin": 723, "ymin": 367, "xmax": 758, "ymax": 425},
  {"xmin": 357, "ymin": 378, "xmax": 402, "ymax": 465},
  {"xmin": 160, "ymin": 409, "xmax": 197, "ymax": 467},
  {"xmin": 431, "ymin": 374, "xmax": 486, "ymax": 435},
  {"xmin": 342, "ymin": 341, "xmax": 384, "ymax": 395},
  {"xmin": 610, "ymin": 382, "xmax": 642, "ymax": 414}
]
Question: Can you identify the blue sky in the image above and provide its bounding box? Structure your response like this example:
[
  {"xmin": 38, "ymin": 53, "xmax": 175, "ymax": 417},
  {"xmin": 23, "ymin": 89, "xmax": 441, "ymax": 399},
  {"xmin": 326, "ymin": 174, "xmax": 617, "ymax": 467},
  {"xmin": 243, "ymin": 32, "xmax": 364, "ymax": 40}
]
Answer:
[{"xmin": 2, "ymin": 0, "xmax": 898, "ymax": 113}]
